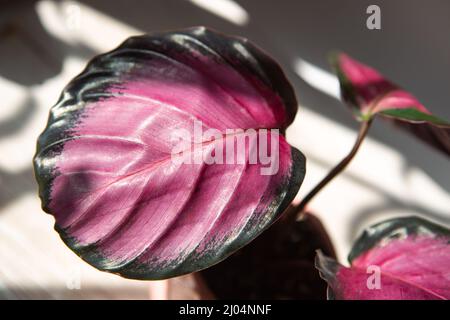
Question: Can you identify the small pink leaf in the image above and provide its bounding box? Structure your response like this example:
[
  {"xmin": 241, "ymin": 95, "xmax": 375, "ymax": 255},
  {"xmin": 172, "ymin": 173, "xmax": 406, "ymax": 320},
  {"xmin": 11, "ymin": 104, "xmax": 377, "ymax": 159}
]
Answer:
[
  {"xmin": 33, "ymin": 27, "xmax": 305, "ymax": 279},
  {"xmin": 332, "ymin": 53, "xmax": 450, "ymax": 156},
  {"xmin": 316, "ymin": 216, "xmax": 450, "ymax": 300}
]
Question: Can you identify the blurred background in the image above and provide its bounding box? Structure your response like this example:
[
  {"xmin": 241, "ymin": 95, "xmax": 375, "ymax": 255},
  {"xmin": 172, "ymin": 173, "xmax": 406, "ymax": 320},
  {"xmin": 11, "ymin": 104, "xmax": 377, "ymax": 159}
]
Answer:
[{"xmin": 1, "ymin": 0, "xmax": 449, "ymax": 299}]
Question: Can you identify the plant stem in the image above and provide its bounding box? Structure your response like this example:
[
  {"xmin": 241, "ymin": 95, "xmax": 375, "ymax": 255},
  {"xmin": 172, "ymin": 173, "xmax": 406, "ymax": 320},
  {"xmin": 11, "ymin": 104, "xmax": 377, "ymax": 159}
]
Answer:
[{"xmin": 294, "ymin": 119, "xmax": 373, "ymax": 217}]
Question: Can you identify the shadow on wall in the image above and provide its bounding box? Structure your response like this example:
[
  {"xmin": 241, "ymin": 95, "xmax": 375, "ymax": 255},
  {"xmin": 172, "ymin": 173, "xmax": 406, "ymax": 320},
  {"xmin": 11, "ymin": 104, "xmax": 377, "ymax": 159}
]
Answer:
[
  {"xmin": 0, "ymin": 95, "xmax": 37, "ymax": 211},
  {"xmin": 0, "ymin": 0, "xmax": 96, "ymax": 85},
  {"xmin": 0, "ymin": 1, "xmax": 97, "ymax": 211}
]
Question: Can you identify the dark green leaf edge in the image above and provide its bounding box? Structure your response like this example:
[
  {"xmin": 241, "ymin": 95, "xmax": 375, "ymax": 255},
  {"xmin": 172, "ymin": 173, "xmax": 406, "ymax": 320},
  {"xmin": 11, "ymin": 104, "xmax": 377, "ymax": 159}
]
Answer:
[
  {"xmin": 328, "ymin": 51, "xmax": 366, "ymax": 121},
  {"xmin": 348, "ymin": 216, "xmax": 450, "ymax": 264},
  {"xmin": 380, "ymin": 108, "xmax": 450, "ymax": 128}
]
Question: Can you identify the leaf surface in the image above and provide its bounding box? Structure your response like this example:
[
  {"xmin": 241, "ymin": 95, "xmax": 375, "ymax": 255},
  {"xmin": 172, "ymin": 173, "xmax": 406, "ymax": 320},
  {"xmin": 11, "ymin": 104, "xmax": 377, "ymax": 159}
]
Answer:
[
  {"xmin": 34, "ymin": 27, "xmax": 305, "ymax": 279},
  {"xmin": 316, "ymin": 216, "xmax": 450, "ymax": 300}
]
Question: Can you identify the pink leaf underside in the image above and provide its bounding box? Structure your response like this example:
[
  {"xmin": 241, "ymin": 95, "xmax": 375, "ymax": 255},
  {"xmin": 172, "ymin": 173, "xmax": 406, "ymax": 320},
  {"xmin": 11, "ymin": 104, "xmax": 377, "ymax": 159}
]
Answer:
[
  {"xmin": 338, "ymin": 53, "xmax": 429, "ymax": 115},
  {"xmin": 36, "ymin": 28, "xmax": 304, "ymax": 279},
  {"xmin": 329, "ymin": 236, "xmax": 450, "ymax": 300}
]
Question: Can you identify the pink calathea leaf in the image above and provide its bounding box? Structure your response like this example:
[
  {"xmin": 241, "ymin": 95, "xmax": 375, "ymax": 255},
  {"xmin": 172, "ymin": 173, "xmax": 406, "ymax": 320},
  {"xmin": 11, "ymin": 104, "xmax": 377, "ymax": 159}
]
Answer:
[
  {"xmin": 316, "ymin": 216, "xmax": 450, "ymax": 300},
  {"xmin": 33, "ymin": 27, "xmax": 305, "ymax": 279},
  {"xmin": 331, "ymin": 53, "xmax": 450, "ymax": 156}
]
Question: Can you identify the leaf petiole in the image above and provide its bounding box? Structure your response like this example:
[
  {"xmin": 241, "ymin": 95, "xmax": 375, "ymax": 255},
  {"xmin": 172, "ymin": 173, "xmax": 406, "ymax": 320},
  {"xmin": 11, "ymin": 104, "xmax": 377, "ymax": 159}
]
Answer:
[{"xmin": 294, "ymin": 119, "xmax": 373, "ymax": 218}]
